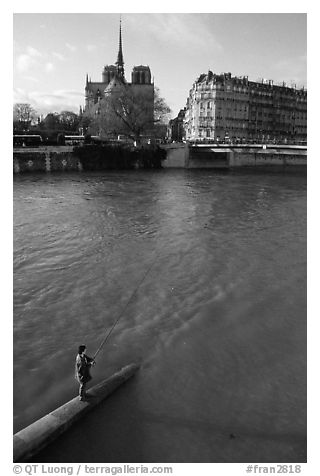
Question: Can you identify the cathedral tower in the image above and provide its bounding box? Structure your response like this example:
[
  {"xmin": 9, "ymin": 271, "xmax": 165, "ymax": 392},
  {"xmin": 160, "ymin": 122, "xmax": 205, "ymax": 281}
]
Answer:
[{"xmin": 84, "ymin": 15, "xmax": 154, "ymax": 131}]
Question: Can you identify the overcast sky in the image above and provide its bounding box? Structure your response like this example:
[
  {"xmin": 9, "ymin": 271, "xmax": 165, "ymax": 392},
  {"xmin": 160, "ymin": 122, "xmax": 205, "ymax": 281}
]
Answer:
[{"xmin": 13, "ymin": 13, "xmax": 307, "ymax": 117}]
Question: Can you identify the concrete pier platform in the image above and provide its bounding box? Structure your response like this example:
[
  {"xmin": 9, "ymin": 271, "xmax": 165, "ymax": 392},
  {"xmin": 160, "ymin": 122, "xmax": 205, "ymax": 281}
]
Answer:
[{"xmin": 13, "ymin": 363, "xmax": 139, "ymax": 462}]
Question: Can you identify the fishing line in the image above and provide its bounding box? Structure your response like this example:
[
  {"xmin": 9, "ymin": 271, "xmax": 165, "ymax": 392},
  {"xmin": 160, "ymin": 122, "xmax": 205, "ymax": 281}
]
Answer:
[{"xmin": 93, "ymin": 249, "xmax": 160, "ymax": 360}]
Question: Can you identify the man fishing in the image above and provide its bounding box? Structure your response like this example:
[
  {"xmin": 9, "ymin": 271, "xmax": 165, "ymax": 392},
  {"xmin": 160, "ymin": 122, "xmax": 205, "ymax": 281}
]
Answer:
[{"xmin": 75, "ymin": 345, "xmax": 95, "ymax": 401}]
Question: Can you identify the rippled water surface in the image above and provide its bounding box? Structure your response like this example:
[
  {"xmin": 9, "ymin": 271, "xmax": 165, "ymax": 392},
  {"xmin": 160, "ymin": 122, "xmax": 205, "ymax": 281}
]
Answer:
[{"xmin": 13, "ymin": 169, "xmax": 307, "ymax": 462}]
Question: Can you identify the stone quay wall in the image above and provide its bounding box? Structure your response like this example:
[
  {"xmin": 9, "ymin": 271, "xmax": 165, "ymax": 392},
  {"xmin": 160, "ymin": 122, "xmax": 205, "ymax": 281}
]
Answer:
[
  {"xmin": 13, "ymin": 145, "xmax": 165, "ymax": 173},
  {"xmin": 13, "ymin": 144, "xmax": 307, "ymax": 173},
  {"xmin": 13, "ymin": 146, "xmax": 82, "ymax": 174},
  {"xmin": 162, "ymin": 144, "xmax": 307, "ymax": 169}
]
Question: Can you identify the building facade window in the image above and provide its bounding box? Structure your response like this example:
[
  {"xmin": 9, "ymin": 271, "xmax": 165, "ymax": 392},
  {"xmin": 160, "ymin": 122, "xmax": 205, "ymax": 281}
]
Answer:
[{"xmin": 183, "ymin": 71, "xmax": 306, "ymax": 142}]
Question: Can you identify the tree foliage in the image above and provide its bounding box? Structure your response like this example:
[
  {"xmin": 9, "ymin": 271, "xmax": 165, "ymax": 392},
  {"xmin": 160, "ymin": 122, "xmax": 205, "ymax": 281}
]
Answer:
[
  {"xmin": 40, "ymin": 113, "xmax": 60, "ymax": 130},
  {"xmin": 37, "ymin": 111, "xmax": 81, "ymax": 133},
  {"xmin": 154, "ymin": 87, "xmax": 172, "ymax": 124},
  {"xmin": 59, "ymin": 111, "xmax": 80, "ymax": 131}
]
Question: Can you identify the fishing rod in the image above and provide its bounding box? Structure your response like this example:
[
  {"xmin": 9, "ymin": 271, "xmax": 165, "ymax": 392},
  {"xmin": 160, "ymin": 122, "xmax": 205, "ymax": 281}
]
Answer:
[{"xmin": 93, "ymin": 250, "xmax": 159, "ymax": 360}]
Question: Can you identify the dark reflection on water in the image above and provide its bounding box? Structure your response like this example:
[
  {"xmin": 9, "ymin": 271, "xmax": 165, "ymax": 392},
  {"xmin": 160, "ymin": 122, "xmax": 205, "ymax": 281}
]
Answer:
[{"xmin": 13, "ymin": 170, "xmax": 307, "ymax": 462}]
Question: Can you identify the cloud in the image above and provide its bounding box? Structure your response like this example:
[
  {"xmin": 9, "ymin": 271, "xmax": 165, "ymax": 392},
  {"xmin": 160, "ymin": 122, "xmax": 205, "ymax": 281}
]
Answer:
[
  {"xmin": 26, "ymin": 46, "xmax": 42, "ymax": 57},
  {"xmin": 14, "ymin": 87, "xmax": 30, "ymax": 103},
  {"xmin": 16, "ymin": 54, "xmax": 34, "ymax": 73},
  {"xmin": 86, "ymin": 44, "xmax": 97, "ymax": 52},
  {"xmin": 24, "ymin": 76, "xmax": 40, "ymax": 83},
  {"xmin": 53, "ymin": 89, "xmax": 84, "ymax": 98},
  {"xmin": 52, "ymin": 52, "xmax": 66, "ymax": 61},
  {"xmin": 15, "ymin": 46, "xmax": 43, "ymax": 73},
  {"xmin": 273, "ymin": 54, "xmax": 307, "ymax": 86},
  {"xmin": 126, "ymin": 14, "xmax": 223, "ymax": 53},
  {"xmin": 14, "ymin": 87, "xmax": 84, "ymax": 115},
  {"xmin": 66, "ymin": 42, "xmax": 77, "ymax": 52},
  {"xmin": 45, "ymin": 62, "xmax": 55, "ymax": 73}
]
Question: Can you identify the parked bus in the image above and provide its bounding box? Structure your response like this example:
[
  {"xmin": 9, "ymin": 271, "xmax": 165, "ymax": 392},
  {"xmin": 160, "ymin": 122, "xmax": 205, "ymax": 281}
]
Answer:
[
  {"xmin": 13, "ymin": 135, "xmax": 43, "ymax": 147},
  {"xmin": 64, "ymin": 135, "xmax": 85, "ymax": 146}
]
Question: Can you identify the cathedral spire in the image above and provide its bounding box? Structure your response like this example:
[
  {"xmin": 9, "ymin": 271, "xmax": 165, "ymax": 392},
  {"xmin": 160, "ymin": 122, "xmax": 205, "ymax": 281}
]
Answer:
[{"xmin": 115, "ymin": 16, "xmax": 125, "ymax": 79}]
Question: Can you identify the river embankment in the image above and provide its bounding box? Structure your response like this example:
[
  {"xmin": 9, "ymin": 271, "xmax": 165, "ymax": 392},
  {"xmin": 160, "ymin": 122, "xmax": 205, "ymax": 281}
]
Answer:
[
  {"xmin": 13, "ymin": 143, "xmax": 307, "ymax": 173},
  {"xmin": 162, "ymin": 143, "xmax": 307, "ymax": 169},
  {"xmin": 13, "ymin": 144, "xmax": 165, "ymax": 173},
  {"xmin": 13, "ymin": 364, "xmax": 139, "ymax": 462}
]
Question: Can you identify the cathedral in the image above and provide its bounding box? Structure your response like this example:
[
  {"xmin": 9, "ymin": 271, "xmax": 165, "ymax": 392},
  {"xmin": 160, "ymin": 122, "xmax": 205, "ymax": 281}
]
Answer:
[{"xmin": 84, "ymin": 20, "xmax": 155, "ymax": 139}]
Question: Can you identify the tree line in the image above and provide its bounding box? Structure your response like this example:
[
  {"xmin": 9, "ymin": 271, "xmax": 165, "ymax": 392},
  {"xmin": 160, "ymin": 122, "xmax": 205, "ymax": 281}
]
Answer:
[
  {"xmin": 13, "ymin": 87, "xmax": 172, "ymax": 144},
  {"xmin": 13, "ymin": 104, "xmax": 83, "ymax": 136}
]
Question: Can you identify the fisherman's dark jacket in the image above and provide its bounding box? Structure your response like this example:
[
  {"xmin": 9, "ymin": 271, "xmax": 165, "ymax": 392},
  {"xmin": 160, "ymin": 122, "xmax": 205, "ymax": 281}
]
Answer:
[{"xmin": 75, "ymin": 353, "xmax": 94, "ymax": 383}]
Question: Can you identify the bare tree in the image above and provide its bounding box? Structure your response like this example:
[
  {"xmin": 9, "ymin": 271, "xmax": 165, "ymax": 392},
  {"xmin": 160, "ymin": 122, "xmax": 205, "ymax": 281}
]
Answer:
[
  {"xmin": 13, "ymin": 103, "xmax": 37, "ymax": 131},
  {"xmin": 90, "ymin": 85, "xmax": 171, "ymax": 142},
  {"xmin": 112, "ymin": 88, "xmax": 154, "ymax": 141}
]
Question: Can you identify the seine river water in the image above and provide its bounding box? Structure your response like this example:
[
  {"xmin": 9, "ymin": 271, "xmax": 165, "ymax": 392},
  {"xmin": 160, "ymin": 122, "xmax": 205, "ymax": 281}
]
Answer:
[{"xmin": 13, "ymin": 169, "xmax": 307, "ymax": 463}]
